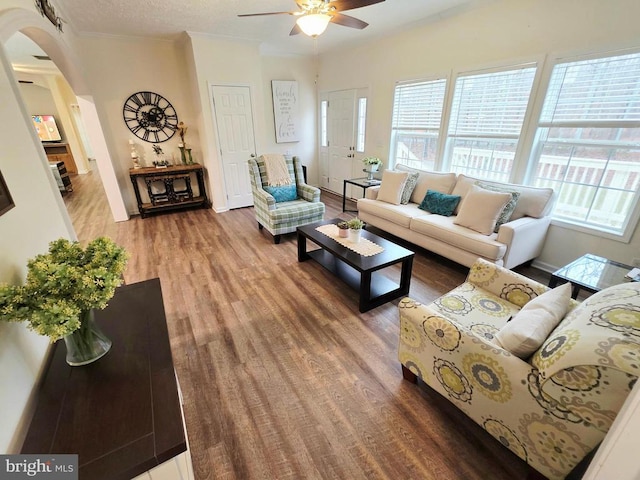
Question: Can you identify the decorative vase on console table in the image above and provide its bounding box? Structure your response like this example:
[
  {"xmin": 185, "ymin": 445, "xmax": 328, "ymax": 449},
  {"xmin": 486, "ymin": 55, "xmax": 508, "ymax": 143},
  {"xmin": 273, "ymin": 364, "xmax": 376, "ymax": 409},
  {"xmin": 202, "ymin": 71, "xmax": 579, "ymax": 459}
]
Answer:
[{"xmin": 179, "ymin": 145, "xmax": 187, "ymax": 165}]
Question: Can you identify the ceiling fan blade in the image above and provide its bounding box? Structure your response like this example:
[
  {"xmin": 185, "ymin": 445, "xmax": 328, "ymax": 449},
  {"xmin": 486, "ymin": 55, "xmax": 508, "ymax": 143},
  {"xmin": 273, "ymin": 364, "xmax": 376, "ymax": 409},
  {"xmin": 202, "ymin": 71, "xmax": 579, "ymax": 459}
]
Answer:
[
  {"xmin": 328, "ymin": 0, "xmax": 384, "ymax": 13},
  {"xmin": 237, "ymin": 11, "xmax": 295, "ymax": 17},
  {"xmin": 330, "ymin": 12, "xmax": 368, "ymax": 29},
  {"xmin": 290, "ymin": 23, "xmax": 302, "ymax": 36}
]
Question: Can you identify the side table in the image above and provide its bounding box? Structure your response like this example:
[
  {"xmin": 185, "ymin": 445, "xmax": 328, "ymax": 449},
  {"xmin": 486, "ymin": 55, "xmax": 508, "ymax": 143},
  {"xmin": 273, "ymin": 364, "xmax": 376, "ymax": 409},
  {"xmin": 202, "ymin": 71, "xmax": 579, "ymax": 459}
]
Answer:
[
  {"xmin": 548, "ymin": 253, "xmax": 636, "ymax": 299},
  {"xmin": 343, "ymin": 177, "xmax": 381, "ymax": 213}
]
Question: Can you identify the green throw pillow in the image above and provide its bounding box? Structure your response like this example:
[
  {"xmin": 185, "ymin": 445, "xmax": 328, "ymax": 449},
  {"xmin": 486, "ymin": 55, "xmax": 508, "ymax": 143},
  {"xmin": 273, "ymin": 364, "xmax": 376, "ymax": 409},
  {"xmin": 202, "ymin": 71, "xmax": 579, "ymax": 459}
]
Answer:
[
  {"xmin": 264, "ymin": 184, "xmax": 297, "ymax": 202},
  {"xmin": 476, "ymin": 182, "xmax": 521, "ymax": 232},
  {"xmin": 418, "ymin": 190, "xmax": 461, "ymax": 216}
]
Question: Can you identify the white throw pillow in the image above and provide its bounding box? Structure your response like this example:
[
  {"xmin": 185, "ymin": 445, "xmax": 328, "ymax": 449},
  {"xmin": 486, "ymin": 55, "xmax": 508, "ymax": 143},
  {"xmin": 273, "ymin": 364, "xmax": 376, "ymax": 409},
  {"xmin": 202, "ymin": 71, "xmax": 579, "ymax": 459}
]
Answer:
[
  {"xmin": 453, "ymin": 185, "xmax": 512, "ymax": 235},
  {"xmin": 494, "ymin": 282, "xmax": 572, "ymax": 358},
  {"xmin": 377, "ymin": 170, "xmax": 409, "ymax": 205}
]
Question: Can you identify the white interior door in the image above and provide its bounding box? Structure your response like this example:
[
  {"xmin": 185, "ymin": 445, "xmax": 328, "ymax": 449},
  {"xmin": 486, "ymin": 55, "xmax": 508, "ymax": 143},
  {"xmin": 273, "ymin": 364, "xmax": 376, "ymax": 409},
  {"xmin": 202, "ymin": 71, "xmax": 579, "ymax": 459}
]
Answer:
[
  {"xmin": 211, "ymin": 85, "xmax": 256, "ymax": 209},
  {"xmin": 327, "ymin": 90, "xmax": 356, "ymax": 194}
]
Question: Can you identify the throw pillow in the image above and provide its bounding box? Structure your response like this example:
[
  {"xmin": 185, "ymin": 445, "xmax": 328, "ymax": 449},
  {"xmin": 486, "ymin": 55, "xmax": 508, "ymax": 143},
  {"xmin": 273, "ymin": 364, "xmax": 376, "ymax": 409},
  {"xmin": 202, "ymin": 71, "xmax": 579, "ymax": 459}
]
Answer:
[
  {"xmin": 494, "ymin": 282, "xmax": 572, "ymax": 358},
  {"xmin": 418, "ymin": 190, "xmax": 461, "ymax": 216},
  {"xmin": 476, "ymin": 182, "xmax": 521, "ymax": 233},
  {"xmin": 264, "ymin": 184, "xmax": 297, "ymax": 203},
  {"xmin": 453, "ymin": 186, "xmax": 512, "ymax": 235},
  {"xmin": 400, "ymin": 172, "xmax": 419, "ymax": 205},
  {"xmin": 377, "ymin": 170, "xmax": 409, "ymax": 205}
]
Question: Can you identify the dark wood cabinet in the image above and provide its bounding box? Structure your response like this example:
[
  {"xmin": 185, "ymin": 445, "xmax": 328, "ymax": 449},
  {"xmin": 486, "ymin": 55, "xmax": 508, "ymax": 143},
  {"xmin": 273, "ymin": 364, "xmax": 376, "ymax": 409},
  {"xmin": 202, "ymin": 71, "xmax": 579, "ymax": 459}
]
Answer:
[
  {"xmin": 43, "ymin": 143, "xmax": 77, "ymax": 174},
  {"xmin": 129, "ymin": 164, "xmax": 211, "ymax": 218},
  {"xmin": 21, "ymin": 279, "xmax": 189, "ymax": 480}
]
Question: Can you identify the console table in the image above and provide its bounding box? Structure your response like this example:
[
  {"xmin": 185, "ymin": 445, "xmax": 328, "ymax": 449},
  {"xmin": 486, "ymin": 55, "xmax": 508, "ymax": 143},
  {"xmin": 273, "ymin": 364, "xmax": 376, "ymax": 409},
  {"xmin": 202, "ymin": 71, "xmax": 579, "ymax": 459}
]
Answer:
[
  {"xmin": 22, "ymin": 279, "xmax": 192, "ymax": 480},
  {"xmin": 129, "ymin": 164, "xmax": 211, "ymax": 218}
]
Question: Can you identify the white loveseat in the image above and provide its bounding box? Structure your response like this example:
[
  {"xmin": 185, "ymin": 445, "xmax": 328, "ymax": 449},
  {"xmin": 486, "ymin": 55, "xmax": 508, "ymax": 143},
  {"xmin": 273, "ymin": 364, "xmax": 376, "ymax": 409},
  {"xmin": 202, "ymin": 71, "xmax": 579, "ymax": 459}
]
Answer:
[{"xmin": 357, "ymin": 165, "xmax": 555, "ymax": 269}]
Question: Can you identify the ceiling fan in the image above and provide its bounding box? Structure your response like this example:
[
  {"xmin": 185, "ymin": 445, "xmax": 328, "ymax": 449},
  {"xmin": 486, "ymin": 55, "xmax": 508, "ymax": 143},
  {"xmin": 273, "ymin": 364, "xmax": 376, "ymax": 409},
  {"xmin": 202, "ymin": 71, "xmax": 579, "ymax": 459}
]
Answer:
[{"xmin": 238, "ymin": 0, "xmax": 385, "ymax": 37}]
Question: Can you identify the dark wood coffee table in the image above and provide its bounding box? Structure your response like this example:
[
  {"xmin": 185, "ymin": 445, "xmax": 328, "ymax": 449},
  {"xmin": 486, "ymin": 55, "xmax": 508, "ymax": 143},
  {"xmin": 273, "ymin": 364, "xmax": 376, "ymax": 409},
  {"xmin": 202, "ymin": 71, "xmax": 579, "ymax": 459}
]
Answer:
[{"xmin": 297, "ymin": 218, "xmax": 415, "ymax": 312}]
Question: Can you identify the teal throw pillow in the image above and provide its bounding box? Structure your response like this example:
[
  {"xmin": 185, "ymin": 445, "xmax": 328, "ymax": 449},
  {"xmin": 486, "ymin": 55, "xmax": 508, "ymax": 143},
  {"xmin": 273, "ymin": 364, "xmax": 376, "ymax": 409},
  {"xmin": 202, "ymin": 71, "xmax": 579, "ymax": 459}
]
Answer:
[
  {"xmin": 264, "ymin": 184, "xmax": 297, "ymax": 202},
  {"xmin": 419, "ymin": 190, "xmax": 461, "ymax": 216}
]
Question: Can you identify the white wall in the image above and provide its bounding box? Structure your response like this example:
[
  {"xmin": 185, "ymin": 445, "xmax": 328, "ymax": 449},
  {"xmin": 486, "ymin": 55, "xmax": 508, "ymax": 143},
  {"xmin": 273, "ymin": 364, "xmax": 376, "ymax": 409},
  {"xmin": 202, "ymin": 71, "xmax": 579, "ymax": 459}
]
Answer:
[
  {"xmin": 74, "ymin": 35, "xmax": 199, "ymax": 214},
  {"xmin": 317, "ymin": 0, "xmax": 640, "ymax": 270},
  {"xmin": 0, "ymin": 7, "xmax": 76, "ymax": 453},
  {"xmin": 259, "ymin": 55, "xmax": 318, "ymax": 184},
  {"xmin": 19, "ymin": 82, "xmax": 62, "ymax": 130},
  {"xmin": 186, "ymin": 34, "xmax": 317, "ymax": 211}
]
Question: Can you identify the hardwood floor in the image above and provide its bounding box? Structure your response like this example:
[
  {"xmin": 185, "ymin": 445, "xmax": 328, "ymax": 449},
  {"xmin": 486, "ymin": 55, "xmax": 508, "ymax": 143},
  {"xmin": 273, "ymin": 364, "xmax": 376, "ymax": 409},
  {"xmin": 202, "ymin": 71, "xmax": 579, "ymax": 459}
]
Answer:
[{"xmin": 63, "ymin": 171, "xmax": 546, "ymax": 480}]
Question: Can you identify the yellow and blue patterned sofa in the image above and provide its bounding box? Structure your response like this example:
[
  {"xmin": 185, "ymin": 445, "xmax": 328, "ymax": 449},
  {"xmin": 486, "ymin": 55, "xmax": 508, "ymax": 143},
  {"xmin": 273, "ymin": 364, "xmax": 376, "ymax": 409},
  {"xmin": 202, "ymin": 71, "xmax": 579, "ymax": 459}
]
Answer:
[{"xmin": 398, "ymin": 258, "xmax": 640, "ymax": 479}]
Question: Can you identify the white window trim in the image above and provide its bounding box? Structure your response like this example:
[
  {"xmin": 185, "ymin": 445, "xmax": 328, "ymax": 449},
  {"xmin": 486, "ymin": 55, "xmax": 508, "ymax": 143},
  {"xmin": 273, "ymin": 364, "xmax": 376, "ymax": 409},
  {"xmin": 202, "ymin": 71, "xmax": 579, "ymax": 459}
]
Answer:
[
  {"xmin": 389, "ymin": 74, "xmax": 451, "ymax": 170},
  {"xmin": 524, "ymin": 47, "xmax": 640, "ymax": 243},
  {"xmin": 441, "ymin": 59, "xmax": 544, "ymax": 182}
]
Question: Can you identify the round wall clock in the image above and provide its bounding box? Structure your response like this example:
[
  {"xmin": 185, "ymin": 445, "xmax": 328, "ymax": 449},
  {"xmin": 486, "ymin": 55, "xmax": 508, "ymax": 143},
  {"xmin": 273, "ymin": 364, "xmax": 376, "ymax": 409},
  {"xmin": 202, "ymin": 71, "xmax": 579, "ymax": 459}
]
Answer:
[{"xmin": 122, "ymin": 91, "xmax": 178, "ymax": 143}]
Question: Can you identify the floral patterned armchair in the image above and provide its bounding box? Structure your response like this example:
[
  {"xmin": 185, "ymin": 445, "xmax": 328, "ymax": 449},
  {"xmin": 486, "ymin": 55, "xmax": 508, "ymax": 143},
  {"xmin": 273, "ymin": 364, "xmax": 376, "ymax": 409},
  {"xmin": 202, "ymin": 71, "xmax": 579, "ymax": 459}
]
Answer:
[
  {"xmin": 398, "ymin": 258, "xmax": 640, "ymax": 479},
  {"xmin": 248, "ymin": 155, "xmax": 325, "ymax": 244}
]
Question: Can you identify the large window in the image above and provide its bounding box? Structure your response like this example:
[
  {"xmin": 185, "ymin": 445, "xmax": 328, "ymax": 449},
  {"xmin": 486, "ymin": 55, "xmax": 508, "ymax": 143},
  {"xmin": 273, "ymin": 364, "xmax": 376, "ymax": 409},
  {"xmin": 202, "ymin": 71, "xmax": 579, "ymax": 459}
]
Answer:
[
  {"xmin": 391, "ymin": 78, "xmax": 446, "ymax": 170},
  {"xmin": 530, "ymin": 52, "xmax": 640, "ymax": 237},
  {"xmin": 444, "ymin": 65, "xmax": 537, "ymax": 182}
]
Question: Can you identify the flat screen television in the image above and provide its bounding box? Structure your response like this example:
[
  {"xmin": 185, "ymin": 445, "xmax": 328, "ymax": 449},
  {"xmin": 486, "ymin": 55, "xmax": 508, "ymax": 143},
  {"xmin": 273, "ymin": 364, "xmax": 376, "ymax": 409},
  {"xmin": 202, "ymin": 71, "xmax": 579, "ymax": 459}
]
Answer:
[{"xmin": 32, "ymin": 114, "xmax": 62, "ymax": 142}]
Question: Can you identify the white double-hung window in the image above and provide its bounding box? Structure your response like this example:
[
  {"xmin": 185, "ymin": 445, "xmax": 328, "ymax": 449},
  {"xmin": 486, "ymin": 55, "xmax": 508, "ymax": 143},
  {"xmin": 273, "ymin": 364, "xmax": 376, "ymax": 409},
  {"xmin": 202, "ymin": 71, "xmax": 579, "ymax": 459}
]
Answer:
[
  {"xmin": 444, "ymin": 65, "xmax": 537, "ymax": 182},
  {"xmin": 390, "ymin": 78, "xmax": 447, "ymax": 170},
  {"xmin": 529, "ymin": 51, "xmax": 640, "ymax": 239}
]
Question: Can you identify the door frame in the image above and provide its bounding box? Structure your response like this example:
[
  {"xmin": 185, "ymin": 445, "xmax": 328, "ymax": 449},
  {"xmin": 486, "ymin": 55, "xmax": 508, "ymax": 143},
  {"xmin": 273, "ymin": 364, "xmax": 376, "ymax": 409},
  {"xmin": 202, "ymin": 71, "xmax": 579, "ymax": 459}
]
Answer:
[{"xmin": 208, "ymin": 82, "xmax": 258, "ymax": 211}]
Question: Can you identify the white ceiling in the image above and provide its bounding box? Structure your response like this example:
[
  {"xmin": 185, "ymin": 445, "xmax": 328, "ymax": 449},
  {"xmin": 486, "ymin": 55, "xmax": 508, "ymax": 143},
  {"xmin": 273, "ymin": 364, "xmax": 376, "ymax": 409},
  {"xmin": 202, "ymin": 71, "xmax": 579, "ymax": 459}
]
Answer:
[
  {"xmin": 5, "ymin": 0, "xmax": 492, "ymax": 75},
  {"xmin": 51, "ymin": 0, "xmax": 485, "ymax": 56}
]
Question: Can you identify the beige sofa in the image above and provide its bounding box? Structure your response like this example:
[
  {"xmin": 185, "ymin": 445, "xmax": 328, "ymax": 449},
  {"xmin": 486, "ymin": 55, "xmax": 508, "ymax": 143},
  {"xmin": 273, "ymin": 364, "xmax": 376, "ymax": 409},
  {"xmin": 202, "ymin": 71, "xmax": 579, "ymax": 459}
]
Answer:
[
  {"xmin": 399, "ymin": 259, "xmax": 640, "ymax": 479},
  {"xmin": 357, "ymin": 165, "xmax": 555, "ymax": 269}
]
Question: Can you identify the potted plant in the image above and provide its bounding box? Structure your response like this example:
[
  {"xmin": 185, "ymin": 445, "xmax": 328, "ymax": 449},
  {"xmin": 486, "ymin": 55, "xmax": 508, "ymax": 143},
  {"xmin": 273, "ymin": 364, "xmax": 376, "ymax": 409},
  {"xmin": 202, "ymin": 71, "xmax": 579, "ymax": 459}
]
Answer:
[
  {"xmin": 337, "ymin": 221, "xmax": 350, "ymax": 238},
  {"xmin": 347, "ymin": 217, "xmax": 365, "ymax": 243},
  {"xmin": 0, "ymin": 237, "xmax": 128, "ymax": 366},
  {"xmin": 362, "ymin": 156, "xmax": 382, "ymax": 172}
]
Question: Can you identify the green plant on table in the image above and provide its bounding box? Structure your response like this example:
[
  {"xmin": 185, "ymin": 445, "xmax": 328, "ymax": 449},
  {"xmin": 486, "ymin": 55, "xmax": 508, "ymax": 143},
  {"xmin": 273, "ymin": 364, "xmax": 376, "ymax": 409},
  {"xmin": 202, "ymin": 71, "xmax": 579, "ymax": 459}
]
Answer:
[
  {"xmin": 347, "ymin": 218, "xmax": 365, "ymax": 230},
  {"xmin": 337, "ymin": 221, "xmax": 349, "ymax": 230},
  {"xmin": 0, "ymin": 237, "xmax": 129, "ymax": 342},
  {"xmin": 362, "ymin": 157, "xmax": 382, "ymax": 166}
]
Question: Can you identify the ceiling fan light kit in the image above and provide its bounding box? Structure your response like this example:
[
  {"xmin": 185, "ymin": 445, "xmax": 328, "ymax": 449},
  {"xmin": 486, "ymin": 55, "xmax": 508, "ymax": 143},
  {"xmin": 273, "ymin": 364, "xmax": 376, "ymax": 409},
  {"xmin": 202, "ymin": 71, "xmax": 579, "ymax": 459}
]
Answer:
[
  {"xmin": 296, "ymin": 13, "xmax": 331, "ymax": 37},
  {"xmin": 238, "ymin": 0, "xmax": 385, "ymax": 38}
]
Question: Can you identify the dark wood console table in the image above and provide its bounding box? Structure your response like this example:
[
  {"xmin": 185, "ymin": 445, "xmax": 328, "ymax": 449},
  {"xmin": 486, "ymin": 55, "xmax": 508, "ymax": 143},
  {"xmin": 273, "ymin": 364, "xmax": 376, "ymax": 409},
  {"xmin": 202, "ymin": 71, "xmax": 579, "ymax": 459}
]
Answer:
[
  {"xmin": 129, "ymin": 164, "xmax": 211, "ymax": 218},
  {"xmin": 22, "ymin": 278, "xmax": 188, "ymax": 480}
]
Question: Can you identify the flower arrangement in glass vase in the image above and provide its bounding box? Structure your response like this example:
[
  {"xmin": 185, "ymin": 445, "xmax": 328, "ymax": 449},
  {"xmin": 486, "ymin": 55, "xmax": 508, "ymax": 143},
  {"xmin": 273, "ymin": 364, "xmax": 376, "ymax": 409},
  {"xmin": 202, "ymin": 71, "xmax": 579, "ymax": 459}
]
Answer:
[{"xmin": 0, "ymin": 237, "xmax": 129, "ymax": 365}]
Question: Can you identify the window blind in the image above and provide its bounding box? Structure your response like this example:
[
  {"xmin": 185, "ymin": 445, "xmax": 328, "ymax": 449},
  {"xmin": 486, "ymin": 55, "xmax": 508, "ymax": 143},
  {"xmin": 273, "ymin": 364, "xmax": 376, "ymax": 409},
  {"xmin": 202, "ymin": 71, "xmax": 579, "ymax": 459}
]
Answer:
[
  {"xmin": 448, "ymin": 66, "xmax": 536, "ymax": 137},
  {"xmin": 540, "ymin": 52, "xmax": 640, "ymax": 125},
  {"xmin": 392, "ymin": 79, "xmax": 446, "ymax": 130}
]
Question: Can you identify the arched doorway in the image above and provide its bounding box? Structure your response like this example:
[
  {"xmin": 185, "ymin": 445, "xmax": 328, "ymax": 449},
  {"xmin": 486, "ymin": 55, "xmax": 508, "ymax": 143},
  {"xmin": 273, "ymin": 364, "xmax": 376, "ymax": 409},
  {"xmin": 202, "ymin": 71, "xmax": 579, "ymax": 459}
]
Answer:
[{"xmin": 0, "ymin": 7, "xmax": 128, "ymax": 228}]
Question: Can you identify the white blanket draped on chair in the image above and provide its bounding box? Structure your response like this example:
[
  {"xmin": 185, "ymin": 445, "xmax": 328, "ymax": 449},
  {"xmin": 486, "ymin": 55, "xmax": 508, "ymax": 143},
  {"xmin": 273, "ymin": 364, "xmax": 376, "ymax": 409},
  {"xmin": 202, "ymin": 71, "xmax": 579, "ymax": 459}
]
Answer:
[{"xmin": 261, "ymin": 154, "xmax": 292, "ymax": 186}]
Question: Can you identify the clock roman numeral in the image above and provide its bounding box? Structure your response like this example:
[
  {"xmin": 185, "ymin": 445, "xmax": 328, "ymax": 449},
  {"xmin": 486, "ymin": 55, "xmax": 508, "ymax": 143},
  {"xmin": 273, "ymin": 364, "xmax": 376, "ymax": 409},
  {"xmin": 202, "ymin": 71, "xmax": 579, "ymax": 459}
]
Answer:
[
  {"xmin": 141, "ymin": 91, "xmax": 151, "ymax": 104},
  {"xmin": 129, "ymin": 94, "xmax": 143, "ymax": 107},
  {"xmin": 124, "ymin": 103, "xmax": 139, "ymax": 113}
]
